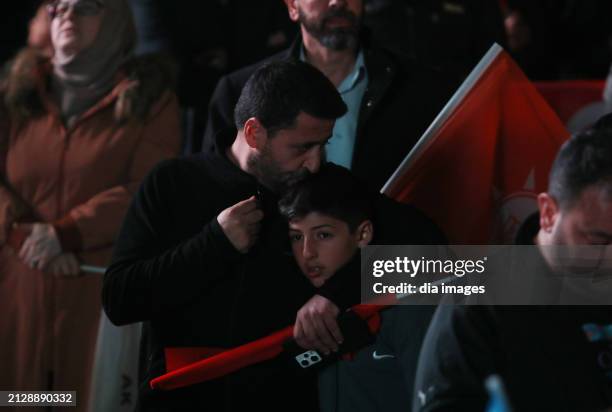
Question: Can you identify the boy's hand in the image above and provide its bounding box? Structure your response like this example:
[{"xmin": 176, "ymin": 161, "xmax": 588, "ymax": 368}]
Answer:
[
  {"xmin": 294, "ymin": 295, "xmax": 343, "ymax": 355},
  {"xmin": 217, "ymin": 196, "xmax": 263, "ymax": 253}
]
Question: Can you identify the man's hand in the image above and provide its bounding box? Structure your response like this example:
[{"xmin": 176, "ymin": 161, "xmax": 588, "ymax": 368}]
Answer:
[
  {"xmin": 294, "ymin": 294, "xmax": 343, "ymax": 355},
  {"xmin": 46, "ymin": 253, "xmax": 81, "ymax": 277},
  {"xmin": 17, "ymin": 223, "xmax": 62, "ymax": 270},
  {"xmin": 217, "ymin": 196, "xmax": 263, "ymax": 253}
]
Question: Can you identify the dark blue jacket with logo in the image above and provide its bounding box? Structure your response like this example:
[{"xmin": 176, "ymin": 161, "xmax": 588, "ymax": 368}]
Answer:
[{"xmin": 318, "ymin": 304, "xmax": 435, "ymax": 412}]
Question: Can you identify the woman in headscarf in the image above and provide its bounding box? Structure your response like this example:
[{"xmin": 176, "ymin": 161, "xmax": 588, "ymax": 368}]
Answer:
[{"xmin": 0, "ymin": 0, "xmax": 181, "ymax": 409}]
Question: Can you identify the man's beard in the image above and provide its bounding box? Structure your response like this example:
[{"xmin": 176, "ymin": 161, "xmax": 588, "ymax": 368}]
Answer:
[
  {"xmin": 298, "ymin": 6, "xmax": 361, "ymax": 51},
  {"xmin": 248, "ymin": 147, "xmax": 312, "ymax": 194}
]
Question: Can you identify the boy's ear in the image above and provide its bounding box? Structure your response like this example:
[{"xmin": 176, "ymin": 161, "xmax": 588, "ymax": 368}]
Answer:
[{"xmin": 356, "ymin": 220, "xmax": 373, "ymax": 248}]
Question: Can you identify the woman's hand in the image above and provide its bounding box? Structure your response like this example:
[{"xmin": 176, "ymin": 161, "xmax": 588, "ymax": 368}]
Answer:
[
  {"xmin": 46, "ymin": 253, "xmax": 81, "ymax": 277},
  {"xmin": 17, "ymin": 223, "xmax": 62, "ymax": 270}
]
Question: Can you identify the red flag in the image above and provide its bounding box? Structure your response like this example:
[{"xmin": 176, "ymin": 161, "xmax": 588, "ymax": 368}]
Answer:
[
  {"xmin": 535, "ymin": 80, "xmax": 605, "ymax": 124},
  {"xmin": 149, "ymin": 298, "xmax": 395, "ymax": 391},
  {"xmin": 150, "ymin": 326, "xmax": 292, "ymax": 390},
  {"xmin": 382, "ymin": 44, "xmax": 569, "ymax": 244}
]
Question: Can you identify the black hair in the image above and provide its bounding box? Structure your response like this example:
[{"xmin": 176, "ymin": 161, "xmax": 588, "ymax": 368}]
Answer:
[
  {"xmin": 593, "ymin": 112, "xmax": 612, "ymax": 131},
  {"xmin": 279, "ymin": 165, "xmax": 373, "ymax": 232},
  {"xmin": 234, "ymin": 60, "xmax": 347, "ymax": 136},
  {"xmin": 548, "ymin": 126, "xmax": 612, "ymax": 208}
]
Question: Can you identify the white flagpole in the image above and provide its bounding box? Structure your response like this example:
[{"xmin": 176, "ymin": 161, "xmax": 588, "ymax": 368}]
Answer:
[{"xmin": 381, "ymin": 43, "xmax": 504, "ymax": 195}]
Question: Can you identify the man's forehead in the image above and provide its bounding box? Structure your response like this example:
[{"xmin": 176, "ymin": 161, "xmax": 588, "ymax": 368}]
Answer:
[
  {"xmin": 294, "ymin": 111, "xmax": 335, "ymax": 131},
  {"xmin": 275, "ymin": 113, "xmax": 334, "ymax": 143}
]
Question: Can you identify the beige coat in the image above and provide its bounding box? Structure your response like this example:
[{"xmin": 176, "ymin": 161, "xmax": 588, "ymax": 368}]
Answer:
[{"xmin": 0, "ymin": 49, "xmax": 181, "ymax": 411}]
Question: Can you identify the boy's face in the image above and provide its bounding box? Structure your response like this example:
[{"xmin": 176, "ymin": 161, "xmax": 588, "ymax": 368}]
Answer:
[{"xmin": 289, "ymin": 212, "xmax": 371, "ymax": 287}]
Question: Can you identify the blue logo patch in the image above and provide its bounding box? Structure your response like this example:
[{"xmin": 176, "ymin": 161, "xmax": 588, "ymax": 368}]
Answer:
[{"xmin": 583, "ymin": 323, "xmax": 606, "ymax": 342}]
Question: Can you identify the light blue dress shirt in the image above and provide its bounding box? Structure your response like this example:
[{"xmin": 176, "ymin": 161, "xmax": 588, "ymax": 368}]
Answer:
[{"xmin": 301, "ymin": 49, "xmax": 369, "ymax": 169}]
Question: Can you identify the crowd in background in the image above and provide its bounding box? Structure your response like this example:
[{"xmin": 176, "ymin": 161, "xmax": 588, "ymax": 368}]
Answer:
[{"xmin": 3, "ymin": 0, "xmax": 612, "ymax": 152}]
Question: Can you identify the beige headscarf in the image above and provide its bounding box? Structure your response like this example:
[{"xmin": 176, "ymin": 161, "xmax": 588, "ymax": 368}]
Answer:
[{"xmin": 51, "ymin": 0, "xmax": 137, "ymax": 126}]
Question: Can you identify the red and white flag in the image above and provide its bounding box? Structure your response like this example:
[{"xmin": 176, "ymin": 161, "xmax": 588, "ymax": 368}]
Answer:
[{"xmin": 382, "ymin": 44, "xmax": 569, "ymax": 244}]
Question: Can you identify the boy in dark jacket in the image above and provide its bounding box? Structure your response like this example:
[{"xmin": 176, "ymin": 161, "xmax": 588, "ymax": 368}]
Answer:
[{"xmin": 279, "ymin": 165, "xmax": 435, "ymax": 412}]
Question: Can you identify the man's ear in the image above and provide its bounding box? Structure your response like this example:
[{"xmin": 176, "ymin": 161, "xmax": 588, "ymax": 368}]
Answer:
[
  {"xmin": 284, "ymin": 0, "xmax": 300, "ymax": 22},
  {"xmin": 537, "ymin": 192, "xmax": 559, "ymax": 233},
  {"xmin": 356, "ymin": 220, "xmax": 373, "ymax": 248},
  {"xmin": 243, "ymin": 117, "xmax": 267, "ymax": 149}
]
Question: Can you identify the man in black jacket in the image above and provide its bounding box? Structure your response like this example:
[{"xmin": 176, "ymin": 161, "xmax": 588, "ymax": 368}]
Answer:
[
  {"xmin": 202, "ymin": 0, "xmax": 456, "ymax": 191},
  {"xmin": 103, "ymin": 61, "xmax": 349, "ymax": 411},
  {"xmin": 413, "ymin": 128, "xmax": 612, "ymax": 411}
]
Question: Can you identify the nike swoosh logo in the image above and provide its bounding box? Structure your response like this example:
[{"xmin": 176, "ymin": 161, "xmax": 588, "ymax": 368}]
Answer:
[
  {"xmin": 417, "ymin": 390, "xmax": 427, "ymax": 406},
  {"xmin": 372, "ymin": 351, "xmax": 395, "ymax": 360}
]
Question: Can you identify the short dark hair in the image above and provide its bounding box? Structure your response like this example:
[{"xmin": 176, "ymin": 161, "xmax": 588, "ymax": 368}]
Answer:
[
  {"xmin": 548, "ymin": 127, "xmax": 612, "ymax": 208},
  {"xmin": 279, "ymin": 165, "xmax": 373, "ymax": 232},
  {"xmin": 234, "ymin": 60, "xmax": 347, "ymax": 136},
  {"xmin": 593, "ymin": 112, "xmax": 612, "ymax": 130}
]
